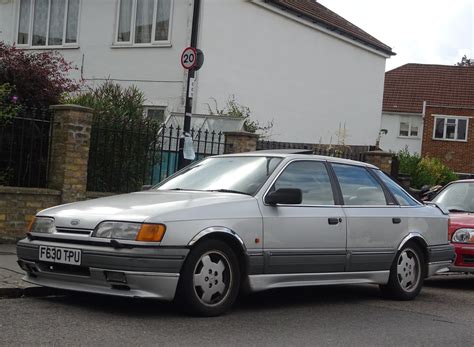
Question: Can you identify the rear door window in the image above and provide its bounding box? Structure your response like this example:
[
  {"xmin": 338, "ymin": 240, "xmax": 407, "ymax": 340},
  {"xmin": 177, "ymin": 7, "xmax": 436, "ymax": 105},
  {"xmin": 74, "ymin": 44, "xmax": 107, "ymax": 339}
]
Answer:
[
  {"xmin": 373, "ymin": 170, "xmax": 420, "ymax": 206},
  {"xmin": 332, "ymin": 164, "xmax": 387, "ymax": 206}
]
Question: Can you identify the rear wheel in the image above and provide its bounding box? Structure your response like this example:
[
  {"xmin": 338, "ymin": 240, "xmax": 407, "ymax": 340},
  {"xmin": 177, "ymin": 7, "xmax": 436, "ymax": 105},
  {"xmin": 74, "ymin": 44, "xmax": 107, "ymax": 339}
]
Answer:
[
  {"xmin": 380, "ymin": 242, "xmax": 425, "ymax": 300},
  {"xmin": 177, "ymin": 240, "xmax": 240, "ymax": 316}
]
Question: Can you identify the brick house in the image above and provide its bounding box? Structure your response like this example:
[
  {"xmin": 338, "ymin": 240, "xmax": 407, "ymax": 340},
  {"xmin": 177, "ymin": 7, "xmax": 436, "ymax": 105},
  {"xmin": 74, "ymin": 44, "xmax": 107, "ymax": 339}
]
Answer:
[
  {"xmin": 380, "ymin": 64, "xmax": 474, "ymax": 175},
  {"xmin": 422, "ymin": 105, "xmax": 474, "ymax": 176}
]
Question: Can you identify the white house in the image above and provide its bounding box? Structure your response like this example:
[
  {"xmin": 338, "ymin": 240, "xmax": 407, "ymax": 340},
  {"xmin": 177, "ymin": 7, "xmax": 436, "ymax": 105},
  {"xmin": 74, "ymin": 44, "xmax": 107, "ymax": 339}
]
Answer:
[{"xmin": 0, "ymin": 0, "xmax": 394, "ymax": 145}]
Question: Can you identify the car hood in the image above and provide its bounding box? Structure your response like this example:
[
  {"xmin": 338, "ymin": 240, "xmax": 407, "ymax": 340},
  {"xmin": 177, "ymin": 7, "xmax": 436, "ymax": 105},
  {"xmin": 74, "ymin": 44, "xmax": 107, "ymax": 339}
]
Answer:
[
  {"xmin": 38, "ymin": 190, "xmax": 258, "ymax": 230},
  {"xmin": 449, "ymin": 213, "xmax": 474, "ymax": 229}
]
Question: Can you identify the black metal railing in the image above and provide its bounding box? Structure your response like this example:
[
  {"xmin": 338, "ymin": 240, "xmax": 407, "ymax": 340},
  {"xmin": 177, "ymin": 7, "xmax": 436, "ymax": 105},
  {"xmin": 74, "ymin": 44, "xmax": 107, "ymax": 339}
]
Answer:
[
  {"xmin": 0, "ymin": 108, "xmax": 53, "ymax": 188},
  {"xmin": 87, "ymin": 118, "xmax": 226, "ymax": 193}
]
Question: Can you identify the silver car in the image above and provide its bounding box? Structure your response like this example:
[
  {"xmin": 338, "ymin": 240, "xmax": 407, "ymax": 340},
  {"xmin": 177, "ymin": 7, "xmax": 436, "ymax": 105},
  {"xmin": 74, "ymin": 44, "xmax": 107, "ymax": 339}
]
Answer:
[{"xmin": 17, "ymin": 153, "xmax": 454, "ymax": 316}]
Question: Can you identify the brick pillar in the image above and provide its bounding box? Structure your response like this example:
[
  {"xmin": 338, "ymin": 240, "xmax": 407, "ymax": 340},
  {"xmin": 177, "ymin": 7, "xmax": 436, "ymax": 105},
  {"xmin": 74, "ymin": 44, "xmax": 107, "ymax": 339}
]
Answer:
[
  {"xmin": 224, "ymin": 132, "xmax": 259, "ymax": 154},
  {"xmin": 48, "ymin": 105, "xmax": 93, "ymax": 204},
  {"xmin": 363, "ymin": 150, "xmax": 394, "ymax": 173}
]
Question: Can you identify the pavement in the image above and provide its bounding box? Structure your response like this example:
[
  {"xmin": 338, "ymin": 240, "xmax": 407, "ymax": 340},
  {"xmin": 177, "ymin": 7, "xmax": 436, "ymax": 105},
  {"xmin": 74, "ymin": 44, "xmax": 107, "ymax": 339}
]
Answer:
[{"xmin": 0, "ymin": 244, "xmax": 56, "ymax": 298}]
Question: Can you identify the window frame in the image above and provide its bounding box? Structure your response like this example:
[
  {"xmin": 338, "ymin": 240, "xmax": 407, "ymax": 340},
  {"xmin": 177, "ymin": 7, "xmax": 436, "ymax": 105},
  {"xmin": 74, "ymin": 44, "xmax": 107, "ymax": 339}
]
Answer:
[
  {"xmin": 143, "ymin": 106, "xmax": 167, "ymax": 124},
  {"xmin": 329, "ymin": 163, "xmax": 397, "ymax": 207},
  {"xmin": 113, "ymin": 0, "xmax": 174, "ymax": 47},
  {"xmin": 432, "ymin": 115, "xmax": 470, "ymax": 142},
  {"xmin": 14, "ymin": 0, "xmax": 81, "ymax": 49},
  {"xmin": 398, "ymin": 115, "xmax": 421, "ymax": 138},
  {"xmin": 262, "ymin": 159, "xmax": 340, "ymax": 207}
]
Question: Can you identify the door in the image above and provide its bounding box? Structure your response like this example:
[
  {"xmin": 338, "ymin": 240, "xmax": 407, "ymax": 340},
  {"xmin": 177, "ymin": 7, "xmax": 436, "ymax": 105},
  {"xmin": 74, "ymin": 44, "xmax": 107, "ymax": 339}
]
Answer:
[
  {"xmin": 330, "ymin": 163, "xmax": 405, "ymax": 272},
  {"xmin": 258, "ymin": 160, "xmax": 347, "ymax": 274}
]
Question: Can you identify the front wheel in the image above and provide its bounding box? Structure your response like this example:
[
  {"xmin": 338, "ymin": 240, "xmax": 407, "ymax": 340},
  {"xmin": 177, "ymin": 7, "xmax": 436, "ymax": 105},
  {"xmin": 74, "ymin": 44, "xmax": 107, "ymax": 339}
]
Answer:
[
  {"xmin": 176, "ymin": 240, "xmax": 240, "ymax": 316},
  {"xmin": 380, "ymin": 242, "xmax": 425, "ymax": 300}
]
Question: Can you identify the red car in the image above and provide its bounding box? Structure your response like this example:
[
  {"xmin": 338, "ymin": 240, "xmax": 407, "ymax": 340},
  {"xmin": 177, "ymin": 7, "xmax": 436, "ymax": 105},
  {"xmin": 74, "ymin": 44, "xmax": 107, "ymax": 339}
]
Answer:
[{"xmin": 432, "ymin": 180, "xmax": 474, "ymax": 272}]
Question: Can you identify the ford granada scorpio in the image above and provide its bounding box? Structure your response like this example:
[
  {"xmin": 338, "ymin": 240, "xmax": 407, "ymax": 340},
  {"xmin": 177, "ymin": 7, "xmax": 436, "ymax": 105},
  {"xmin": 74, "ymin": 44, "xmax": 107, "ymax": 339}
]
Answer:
[{"xmin": 17, "ymin": 153, "xmax": 455, "ymax": 316}]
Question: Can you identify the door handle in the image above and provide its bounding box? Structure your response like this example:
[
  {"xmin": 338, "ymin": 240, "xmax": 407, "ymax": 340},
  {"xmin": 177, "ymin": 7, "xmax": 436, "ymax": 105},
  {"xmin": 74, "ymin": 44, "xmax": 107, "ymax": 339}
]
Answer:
[
  {"xmin": 392, "ymin": 218, "xmax": 401, "ymax": 224},
  {"xmin": 328, "ymin": 218, "xmax": 342, "ymax": 225}
]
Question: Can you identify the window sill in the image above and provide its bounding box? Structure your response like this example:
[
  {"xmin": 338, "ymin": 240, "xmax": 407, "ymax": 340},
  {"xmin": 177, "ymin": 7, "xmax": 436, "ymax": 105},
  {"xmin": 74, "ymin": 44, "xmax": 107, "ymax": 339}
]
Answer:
[
  {"xmin": 111, "ymin": 43, "xmax": 172, "ymax": 49},
  {"xmin": 397, "ymin": 136, "xmax": 421, "ymax": 140},
  {"xmin": 15, "ymin": 45, "xmax": 80, "ymax": 50},
  {"xmin": 431, "ymin": 138, "xmax": 468, "ymax": 143}
]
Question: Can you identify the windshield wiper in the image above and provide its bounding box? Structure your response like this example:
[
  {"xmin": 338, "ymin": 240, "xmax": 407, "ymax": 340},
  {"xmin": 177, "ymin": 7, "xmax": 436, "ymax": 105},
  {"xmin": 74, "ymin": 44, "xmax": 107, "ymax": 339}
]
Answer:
[{"xmin": 206, "ymin": 189, "xmax": 252, "ymax": 196}]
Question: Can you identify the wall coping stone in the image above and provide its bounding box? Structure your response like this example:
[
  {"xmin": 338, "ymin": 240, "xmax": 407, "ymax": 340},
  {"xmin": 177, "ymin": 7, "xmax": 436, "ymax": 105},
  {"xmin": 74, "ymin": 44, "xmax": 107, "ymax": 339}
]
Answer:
[
  {"xmin": 224, "ymin": 131, "xmax": 259, "ymax": 138},
  {"xmin": 0, "ymin": 186, "xmax": 61, "ymax": 196},
  {"xmin": 49, "ymin": 104, "xmax": 93, "ymax": 113},
  {"xmin": 86, "ymin": 191, "xmax": 117, "ymax": 199}
]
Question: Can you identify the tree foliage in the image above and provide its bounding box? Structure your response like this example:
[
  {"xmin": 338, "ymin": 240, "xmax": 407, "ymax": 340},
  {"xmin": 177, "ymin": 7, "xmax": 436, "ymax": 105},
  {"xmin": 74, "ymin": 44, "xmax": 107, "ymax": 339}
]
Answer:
[
  {"xmin": 0, "ymin": 42, "xmax": 79, "ymax": 108},
  {"xmin": 455, "ymin": 55, "xmax": 473, "ymax": 66}
]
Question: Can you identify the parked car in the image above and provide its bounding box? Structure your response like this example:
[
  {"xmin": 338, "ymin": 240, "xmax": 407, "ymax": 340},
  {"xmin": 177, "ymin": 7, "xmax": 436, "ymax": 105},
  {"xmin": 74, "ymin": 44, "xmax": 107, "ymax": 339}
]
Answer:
[
  {"xmin": 431, "ymin": 180, "xmax": 474, "ymax": 272},
  {"xmin": 17, "ymin": 153, "xmax": 454, "ymax": 316}
]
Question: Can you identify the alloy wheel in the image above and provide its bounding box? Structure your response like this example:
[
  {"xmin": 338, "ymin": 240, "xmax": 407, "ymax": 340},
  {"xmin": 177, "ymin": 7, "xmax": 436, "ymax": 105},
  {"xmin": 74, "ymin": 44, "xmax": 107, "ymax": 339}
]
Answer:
[
  {"xmin": 193, "ymin": 250, "xmax": 232, "ymax": 307},
  {"xmin": 396, "ymin": 248, "xmax": 421, "ymax": 292}
]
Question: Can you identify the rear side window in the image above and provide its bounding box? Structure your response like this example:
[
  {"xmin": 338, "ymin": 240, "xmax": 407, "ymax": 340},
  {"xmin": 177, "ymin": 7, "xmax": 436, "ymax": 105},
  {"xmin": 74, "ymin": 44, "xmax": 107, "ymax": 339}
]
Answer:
[
  {"xmin": 373, "ymin": 170, "xmax": 420, "ymax": 206},
  {"xmin": 273, "ymin": 161, "xmax": 335, "ymax": 205},
  {"xmin": 332, "ymin": 164, "xmax": 387, "ymax": 206}
]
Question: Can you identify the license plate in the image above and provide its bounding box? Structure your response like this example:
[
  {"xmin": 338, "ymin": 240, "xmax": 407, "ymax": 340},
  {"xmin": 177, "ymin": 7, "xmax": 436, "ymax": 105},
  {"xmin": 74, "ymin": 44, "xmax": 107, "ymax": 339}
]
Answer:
[{"xmin": 39, "ymin": 246, "xmax": 82, "ymax": 265}]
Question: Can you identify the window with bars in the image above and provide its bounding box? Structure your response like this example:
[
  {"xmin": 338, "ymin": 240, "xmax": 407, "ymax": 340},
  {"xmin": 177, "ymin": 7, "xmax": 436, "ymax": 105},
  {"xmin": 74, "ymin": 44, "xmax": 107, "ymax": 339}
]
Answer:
[
  {"xmin": 16, "ymin": 0, "xmax": 80, "ymax": 47},
  {"xmin": 116, "ymin": 0, "xmax": 173, "ymax": 45},
  {"xmin": 433, "ymin": 116, "xmax": 469, "ymax": 141}
]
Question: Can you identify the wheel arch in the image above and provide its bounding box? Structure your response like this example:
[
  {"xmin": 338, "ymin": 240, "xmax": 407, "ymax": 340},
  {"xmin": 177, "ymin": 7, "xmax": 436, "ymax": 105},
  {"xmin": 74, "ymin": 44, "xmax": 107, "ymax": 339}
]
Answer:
[
  {"xmin": 188, "ymin": 227, "xmax": 250, "ymax": 284},
  {"xmin": 397, "ymin": 232, "xmax": 429, "ymax": 276}
]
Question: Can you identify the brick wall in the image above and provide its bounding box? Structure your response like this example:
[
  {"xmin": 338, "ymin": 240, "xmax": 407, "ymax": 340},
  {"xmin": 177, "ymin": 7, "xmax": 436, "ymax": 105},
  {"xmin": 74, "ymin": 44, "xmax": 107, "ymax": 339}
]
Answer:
[
  {"xmin": 422, "ymin": 106, "xmax": 474, "ymax": 174},
  {"xmin": 0, "ymin": 186, "xmax": 61, "ymax": 242},
  {"xmin": 224, "ymin": 132, "xmax": 259, "ymax": 154}
]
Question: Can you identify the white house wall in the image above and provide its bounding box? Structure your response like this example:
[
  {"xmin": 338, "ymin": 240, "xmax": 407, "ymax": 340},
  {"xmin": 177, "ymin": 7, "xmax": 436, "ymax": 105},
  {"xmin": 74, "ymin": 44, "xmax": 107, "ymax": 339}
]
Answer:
[
  {"xmin": 380, "ymin": 112, "xmax": 423, "ymax": 154},
  {"xmin": 0, "ymin": 0, "xmax": 192, "ymax": 110},
  {"xmin": 194, "ymin": 0, "xmax": 388, "ymax": 145}
]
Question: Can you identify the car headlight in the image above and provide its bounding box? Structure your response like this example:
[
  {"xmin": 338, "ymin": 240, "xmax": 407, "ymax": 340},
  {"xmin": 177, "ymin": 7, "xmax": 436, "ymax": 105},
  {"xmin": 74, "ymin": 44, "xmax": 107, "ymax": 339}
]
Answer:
[
  {"xmin": 28, "ymin": 217, "xmax": 55, "ymax": 234},
  {"xmin": 93, "ymin": 222, "xmax": 166, "ymax": 242},
  {"xmin": 452, "ymin": 228, "xmax": 474, "ymax": 243}
]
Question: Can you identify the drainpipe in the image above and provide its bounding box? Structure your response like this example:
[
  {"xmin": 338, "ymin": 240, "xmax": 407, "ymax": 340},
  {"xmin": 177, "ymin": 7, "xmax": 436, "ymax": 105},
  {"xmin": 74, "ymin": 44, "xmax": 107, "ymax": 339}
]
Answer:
[{"xmin": 178, "ymin": 0, "xmax": 202, "ymax": 170}]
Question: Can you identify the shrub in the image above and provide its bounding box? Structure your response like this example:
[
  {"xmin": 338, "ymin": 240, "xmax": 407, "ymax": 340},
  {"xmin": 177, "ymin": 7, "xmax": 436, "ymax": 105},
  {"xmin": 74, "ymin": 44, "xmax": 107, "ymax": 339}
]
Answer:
[
  {"xmin": 0, "ymin": 83, "xmax": 21, "ymax": 123},
  {"xmin": 396, "ymin": 148, "xmax": 458, "ymax": 188},
  {"xmin": 412, "ymin": 157, "xmax": 458, "ymax": 188},
  {"xmin": 0, "ymin": 42, "xmax": 79, "ymax": 108},
  {"xmin": 66, "ymin": 81, "xmax": 160, "ymax": 192}
]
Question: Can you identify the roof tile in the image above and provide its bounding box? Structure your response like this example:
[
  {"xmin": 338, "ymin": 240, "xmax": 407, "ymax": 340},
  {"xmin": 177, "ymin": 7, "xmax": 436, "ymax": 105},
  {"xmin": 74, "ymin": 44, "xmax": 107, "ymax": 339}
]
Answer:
[
  {"xmin": 383, "ymin": 64, "xmax": 474, "ymax": 114},
  {"xmin": 268, "ymin": 0, "xmax": 393, "ymax": 55}
]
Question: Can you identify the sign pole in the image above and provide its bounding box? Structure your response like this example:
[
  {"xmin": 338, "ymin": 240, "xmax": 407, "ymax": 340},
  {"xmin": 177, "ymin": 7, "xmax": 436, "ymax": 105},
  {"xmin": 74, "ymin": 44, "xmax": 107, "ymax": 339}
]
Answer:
[{"xmin": 178, "ymin": 0, "xmax": 201, "ymax": 170}]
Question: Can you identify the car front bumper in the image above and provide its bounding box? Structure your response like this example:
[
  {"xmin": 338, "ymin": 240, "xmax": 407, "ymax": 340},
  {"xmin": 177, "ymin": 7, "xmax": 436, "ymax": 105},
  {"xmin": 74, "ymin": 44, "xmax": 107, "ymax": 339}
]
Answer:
[
  {"xmin": 450, "ymin": 243, "xmax": 474, "ymax": 273},
  {"xmin": 16, "ymin": 238, "xmax": 189, "ymax": 300}
]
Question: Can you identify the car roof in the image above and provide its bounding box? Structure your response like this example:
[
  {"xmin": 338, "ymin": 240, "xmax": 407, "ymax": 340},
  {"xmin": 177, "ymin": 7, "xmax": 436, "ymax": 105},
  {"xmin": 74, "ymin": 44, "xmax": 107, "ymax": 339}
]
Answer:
[{"xmin": 216, "ymin": 151, "xmax": 378, "ymax": 169}]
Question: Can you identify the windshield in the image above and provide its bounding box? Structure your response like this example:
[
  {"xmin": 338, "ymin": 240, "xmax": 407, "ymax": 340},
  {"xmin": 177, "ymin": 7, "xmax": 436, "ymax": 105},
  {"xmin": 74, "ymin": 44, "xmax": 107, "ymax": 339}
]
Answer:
[
  {"xmin": 155, "ymin": 156, "xmax": 283, "ymax": 195},
  {"xmin": 432, "ymin": 182, "xmax": 474, "ymax": 213}
]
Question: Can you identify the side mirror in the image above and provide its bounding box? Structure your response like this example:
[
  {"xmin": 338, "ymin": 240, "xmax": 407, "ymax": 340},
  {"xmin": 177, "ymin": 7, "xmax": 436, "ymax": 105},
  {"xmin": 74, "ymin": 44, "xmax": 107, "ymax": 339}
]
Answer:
[{"xmin": 265, "ymin": 188, "xmax": 302, "ymax": 205}]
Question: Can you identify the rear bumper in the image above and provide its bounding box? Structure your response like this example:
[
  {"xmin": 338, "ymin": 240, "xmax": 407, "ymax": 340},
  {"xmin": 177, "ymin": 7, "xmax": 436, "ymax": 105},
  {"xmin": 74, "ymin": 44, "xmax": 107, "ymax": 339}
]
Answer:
[{"xmin": 16, "ymin": 238, "xmax": 189, "ymax": 300}]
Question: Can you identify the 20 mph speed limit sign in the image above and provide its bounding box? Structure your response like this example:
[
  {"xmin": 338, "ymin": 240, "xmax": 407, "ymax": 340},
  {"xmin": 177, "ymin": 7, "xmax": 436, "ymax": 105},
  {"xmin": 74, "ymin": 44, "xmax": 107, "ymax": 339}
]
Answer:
[{"xmin": 181, "ymin": 47, "xmax": 197, "ymax": 69}]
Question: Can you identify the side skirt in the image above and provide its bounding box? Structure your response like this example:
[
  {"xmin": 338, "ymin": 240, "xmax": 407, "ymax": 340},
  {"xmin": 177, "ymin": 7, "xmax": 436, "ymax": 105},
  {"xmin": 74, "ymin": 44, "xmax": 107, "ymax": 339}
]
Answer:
[{"xmin": 248, "ymin": 271, "xmax": 390, "ymax": 292}]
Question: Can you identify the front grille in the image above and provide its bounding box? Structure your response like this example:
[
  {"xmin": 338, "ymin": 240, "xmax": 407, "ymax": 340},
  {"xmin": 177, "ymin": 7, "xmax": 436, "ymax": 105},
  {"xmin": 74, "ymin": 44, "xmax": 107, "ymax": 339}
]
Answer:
[
  {"xmin": 463, "ymin": 255, "xmax": 474, "ymax": 264},
  {"xmin": 55, "ymin": 227, "xmax": 92, "ymax": 236},
  {"xmin": 37, "ymin": 262, "xmax": 91, "ymax": 277}
]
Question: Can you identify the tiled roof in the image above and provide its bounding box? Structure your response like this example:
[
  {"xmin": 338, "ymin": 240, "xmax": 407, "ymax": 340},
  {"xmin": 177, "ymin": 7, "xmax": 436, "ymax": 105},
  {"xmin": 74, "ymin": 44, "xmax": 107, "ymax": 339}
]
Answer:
[
  {"xmin": 383, "ymin": 64, "xmax": 474, "ymax": 114},
  {"xmin": 267, "ymin": 0, "xmax": 394, "ymax": 55}
]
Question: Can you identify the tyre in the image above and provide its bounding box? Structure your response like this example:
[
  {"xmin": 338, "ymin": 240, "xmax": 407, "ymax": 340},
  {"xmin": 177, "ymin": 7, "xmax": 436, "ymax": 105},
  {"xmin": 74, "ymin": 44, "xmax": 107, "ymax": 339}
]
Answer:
[
  {"xmin": 380, "ymin": 242, "xmax": 425, "ymax": 300},
  {"xmin": 176, "ymin": 239, "xmax": 240, "ymax": 316}
]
